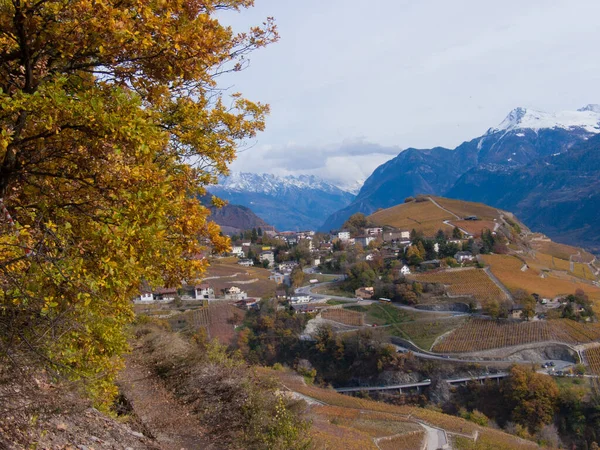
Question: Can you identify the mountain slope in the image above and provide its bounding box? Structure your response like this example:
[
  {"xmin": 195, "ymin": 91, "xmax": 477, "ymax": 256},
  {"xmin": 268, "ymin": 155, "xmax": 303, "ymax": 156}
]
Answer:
[
  {"xmin": 322, "ymin": 105, "xmax": 600, "ymax": 248},
  {"xmin": 200, "ymin": 192, "xmax": 270, "ymax": 234},
  {"xmin": 447, "ymin": 133, "xmax": 600, "ymax": 253},
  {"xmin": 210, "ymin": 172, "xmax": 354, "ymax": 231}
]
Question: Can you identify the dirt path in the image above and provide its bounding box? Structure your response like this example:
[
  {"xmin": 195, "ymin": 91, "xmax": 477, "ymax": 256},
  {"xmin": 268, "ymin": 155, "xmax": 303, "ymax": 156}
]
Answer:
[
  {"xmin": 118, "ymin": 350, "xmax": 215, "ymax": 450},
  {"xmin": 427, "ymin": 197, "xmax": 460, "ymax": 220}
]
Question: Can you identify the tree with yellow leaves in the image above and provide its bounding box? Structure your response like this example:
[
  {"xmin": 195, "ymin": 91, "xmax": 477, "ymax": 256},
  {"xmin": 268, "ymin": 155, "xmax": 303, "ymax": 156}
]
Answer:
[{"xmin": 0, "ymin": 0, "xmax": 277, "ymax": 407}]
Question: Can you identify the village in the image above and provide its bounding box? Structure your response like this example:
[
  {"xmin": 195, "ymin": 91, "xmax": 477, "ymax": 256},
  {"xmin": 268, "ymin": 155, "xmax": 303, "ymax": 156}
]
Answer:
[{"xmin": 133, "ymin": 211, "xmax": 593, "ymax": 329}]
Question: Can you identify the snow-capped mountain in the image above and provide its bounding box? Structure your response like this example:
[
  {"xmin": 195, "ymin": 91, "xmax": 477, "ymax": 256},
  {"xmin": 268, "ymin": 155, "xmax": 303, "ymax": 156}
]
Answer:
[
  {"xmin": 210, "ymin": 172, "xmax": 355, "ymax": 231},
  {"xmin": 214, "ymin": 172, "xmax": 353, "ymax": 195},
  {"xmin": 323, "ymin": 105, "xmax": 600, "ymax": 252},
  {"xmin": 487, "ymin": 105, "xmax": 600, "ymax": 134}
]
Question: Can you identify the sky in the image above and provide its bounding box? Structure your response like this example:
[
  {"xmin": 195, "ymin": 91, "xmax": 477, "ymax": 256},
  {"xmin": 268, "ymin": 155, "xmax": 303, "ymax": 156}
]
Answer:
[{"xmin": 218, "ymin": 0, "xmax": 600, "ymax": 192}]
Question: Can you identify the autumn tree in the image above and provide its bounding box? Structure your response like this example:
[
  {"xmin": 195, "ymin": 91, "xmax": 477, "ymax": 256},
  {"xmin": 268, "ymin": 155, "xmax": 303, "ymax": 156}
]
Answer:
[
  {"xmin": 504, "ymin": 365, "xmax": 559, "ymax": 433},
  {"xmin": 0, "ymin": 0, "xmax": 277, "ymax": 407}
]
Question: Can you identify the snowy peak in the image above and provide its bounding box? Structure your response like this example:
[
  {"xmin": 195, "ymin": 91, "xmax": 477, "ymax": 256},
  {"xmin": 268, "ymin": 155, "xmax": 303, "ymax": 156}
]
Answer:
[
  {"xmin": 213, "ymin": 172, "xmax": 354, "ymax": 196},
  {"xmin": 488, "ymin": 105, "xmax": 600, "ymax": 134}
]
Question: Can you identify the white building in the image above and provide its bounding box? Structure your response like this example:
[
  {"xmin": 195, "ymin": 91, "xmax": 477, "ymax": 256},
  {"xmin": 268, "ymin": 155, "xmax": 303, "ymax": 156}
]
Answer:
[
  {"xmin": 238, "ymin": 259, "xmax": 254, "ymax": 267},
  {"xmin": 231, "ymin": 245, "xmax": 244, "ymax": 257},
  {"xmin": 260, "ymin": 251, "xmax": 275, "ymax": 268},
  {"xmin": 365, "ymin": 227, "xmax": 383, "ymax": 236},
  {"xmin": 194, "ymin": 283, "xmax": 215, "ymax": 300},
  {"xmin": 337, "ymin": 231, "xmax": 351, "ymax": 241},
  {"xmin": 400, "ymin": 265, "xmax": 411, "ymax": 275},
  {"xmin": 278, "ymin": 261, "xmax": 298, "ymax": 273},
  {"xmin": 289, "ymin": 295, "xmax": 311, "ymax": 304},
  {"xmin": 224, "ymin": 286, "xmax": 248, "ymax": 300},
  {"xmin": 400, "ymin": 231, "xmax": 410, "ymax": 240},
  {"xmin": 454, "ymin": 251, "xmax": 475, "ymax": 263},
  {"xmin": 136, "ymin": 291, "xmax": 154, "ymax": 303}
]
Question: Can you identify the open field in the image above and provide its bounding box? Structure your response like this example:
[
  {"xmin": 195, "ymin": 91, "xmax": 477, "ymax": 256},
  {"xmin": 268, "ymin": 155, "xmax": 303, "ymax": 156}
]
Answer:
[
  {"xmin": 322, "ymin": 308, "xmax": 365, "ymax": 326},
  {"xmin": 369, "ymin": 200, "xmax": 454, "ymax": 236},
  {"xmin": 431, "ymin": 197, "xmax": 502, "ymax": 221},
  {"xmin": 313, "ymin": 283, "xmax": 355, "ymax": 298},
  {"xmin": 448, "ymin": 219, "xmax": 497, "ymax": 237},
  {"xmin": 481, "ymin": 254, "xmax": 600, "ymax": 305},
  {"xmin": 358, "ymin": 303, "xmax": 463, "ymax": 350},
  {"xmin": 409, "ymin": 268, "xmax": 506, "ymax": 306},
  {"xmin": 434, "ymin": 318, "xmax": 600, "ymax": 353},
  {"xmin": 301, "ymin": 273, "xmax": 340, "ymax": 286},
  {"xmin": 397, "ymin": 317, "xmax": 467, "ymax": 350},
  {"xmin": 265, "ymin": 368, "xmax": 538, "ymax": 449},
  {"xmin": 204, "ymin": 258, "xmax": 277, "ymax": 298}
]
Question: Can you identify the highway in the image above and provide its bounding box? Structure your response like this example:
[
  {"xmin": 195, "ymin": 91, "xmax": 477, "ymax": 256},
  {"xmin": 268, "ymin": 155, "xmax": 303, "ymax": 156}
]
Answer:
[{"xmin": 334, "ymin": 372, "xmax": 510, "ymax": 393}]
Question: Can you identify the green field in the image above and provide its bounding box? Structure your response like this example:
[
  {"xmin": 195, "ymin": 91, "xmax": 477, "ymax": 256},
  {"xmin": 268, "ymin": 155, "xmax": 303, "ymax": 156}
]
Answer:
[{"xmin": 341, "ymin": 303, "xmax": 463, "ymax": 350}]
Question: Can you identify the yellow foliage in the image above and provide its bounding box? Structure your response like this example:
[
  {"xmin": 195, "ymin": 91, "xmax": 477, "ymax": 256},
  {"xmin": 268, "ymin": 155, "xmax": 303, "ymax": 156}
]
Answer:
[{"xmin": 0, "ymin": 0, "xmax": 276, "ymax": 409}]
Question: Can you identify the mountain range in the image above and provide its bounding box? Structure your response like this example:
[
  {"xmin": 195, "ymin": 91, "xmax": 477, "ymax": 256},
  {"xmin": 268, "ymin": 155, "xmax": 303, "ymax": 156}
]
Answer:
[
  {"xmin": 321, "ymin": 105, "xmax": 600, "ymax": 253},
  {"xmin": 209, "ymin": 172, "xmax": 355, "ymax": 231}
]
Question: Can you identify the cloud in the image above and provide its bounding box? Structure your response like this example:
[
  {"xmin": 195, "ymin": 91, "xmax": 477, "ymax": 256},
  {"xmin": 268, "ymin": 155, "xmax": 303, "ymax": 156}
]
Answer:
[{"xmin": 230, "ymin": 138, "xmax": 400, "ymax": 191}]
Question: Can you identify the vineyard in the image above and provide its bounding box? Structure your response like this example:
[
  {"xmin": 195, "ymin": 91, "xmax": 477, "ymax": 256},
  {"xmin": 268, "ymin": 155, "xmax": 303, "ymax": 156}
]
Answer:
[
  {"xmin": 265, "ymin": 368, "xmax": 541, "ymax": 449},
  {"xmin": 481, "ymin": 254, "xmax": 600, "ymax": 307},
  {"xmin": 431, "ymin": 196, "xmax": 502, "ymax": 221},
  {"xmin": 448, "ymin": 220, "xmax": 497, "ymax": 237},
  {"xmin": 433, "ymin": 318, "xmax": 600, "ymax": 353},
  {"xmin": 321, "ymin": 308, "xmax": 364, "ymax": 326},
  {"xmin": 409, "ymin": 268, "xmax": 505, "ymax": 305},
  {"xmin": 527, "ymin": 252, "xmax": 597, "ymax": 281},
  {"xmin": 369, "ymin": 199, "xmax": 454, "ymax": 237},
  {"xmin": 378, "ymin": 430, "xmax": 425, "ymax": 450},
  {"xmin": 188, "ymin": 302, "xmax": 243, "ymax": 343},
  {"xmin": 584, "ymin": 346, "xmax": 600, "ymax": 375}
]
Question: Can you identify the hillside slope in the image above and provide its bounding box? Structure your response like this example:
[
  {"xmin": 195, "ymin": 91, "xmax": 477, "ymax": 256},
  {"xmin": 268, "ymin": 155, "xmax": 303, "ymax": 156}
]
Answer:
[
  {"xmin": 367, "ymin": 195, "xmax": 521, "ymax": 238},
  {"xmin": 200, "ymin": 192, "xmax": 271, "ymax": 234}
]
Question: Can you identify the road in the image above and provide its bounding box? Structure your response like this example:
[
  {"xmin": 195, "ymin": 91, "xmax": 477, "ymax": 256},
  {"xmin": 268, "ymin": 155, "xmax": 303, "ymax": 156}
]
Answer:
[
  {"xmin": 393, "ymin": 343, "xmax": 575, "ymax": 370},
  {"xmin": 419, "ymin": 422, "xmax": 448, "ymax": 450}
]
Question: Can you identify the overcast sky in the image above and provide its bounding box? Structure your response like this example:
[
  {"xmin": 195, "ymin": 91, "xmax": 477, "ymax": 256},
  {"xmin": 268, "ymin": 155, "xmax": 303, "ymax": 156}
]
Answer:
[{"xmin": 219, "ymin": 0, "xmax": 600, "ymax": 191}]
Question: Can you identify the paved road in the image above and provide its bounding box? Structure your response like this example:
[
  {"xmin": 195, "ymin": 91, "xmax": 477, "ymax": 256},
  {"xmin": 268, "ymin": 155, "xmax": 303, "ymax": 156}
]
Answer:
[
  {"xmin": 419, "ymin": 422, "xmax": 448, "ymax": 450},
  {"xmin": 393, "ymin": 343, "xmax": 575, "ymax": 370}
]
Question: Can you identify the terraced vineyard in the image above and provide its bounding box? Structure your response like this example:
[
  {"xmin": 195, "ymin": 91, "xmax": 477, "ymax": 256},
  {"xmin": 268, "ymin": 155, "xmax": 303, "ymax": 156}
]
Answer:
[
  {"xmin": 584, "ymin": 347, "xmax": 600, "ymax": 375},
  {"xmin": 482, "ymin": 254, "xmax": 600, "ymax": 307},
  {"xmin": 434, "ymin": 318, "xmax": 600, "ymax": 353},
  {"xmin": 265, "ymin": 368, "xmax": 541, "ymax": 449},
  {"xmin": 409, "ymin": 268, "xmax": 505, "ymax": 305},
  {"xmin": 322, "ymin": 308, "xmax": 364, "ymax": 326}
]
